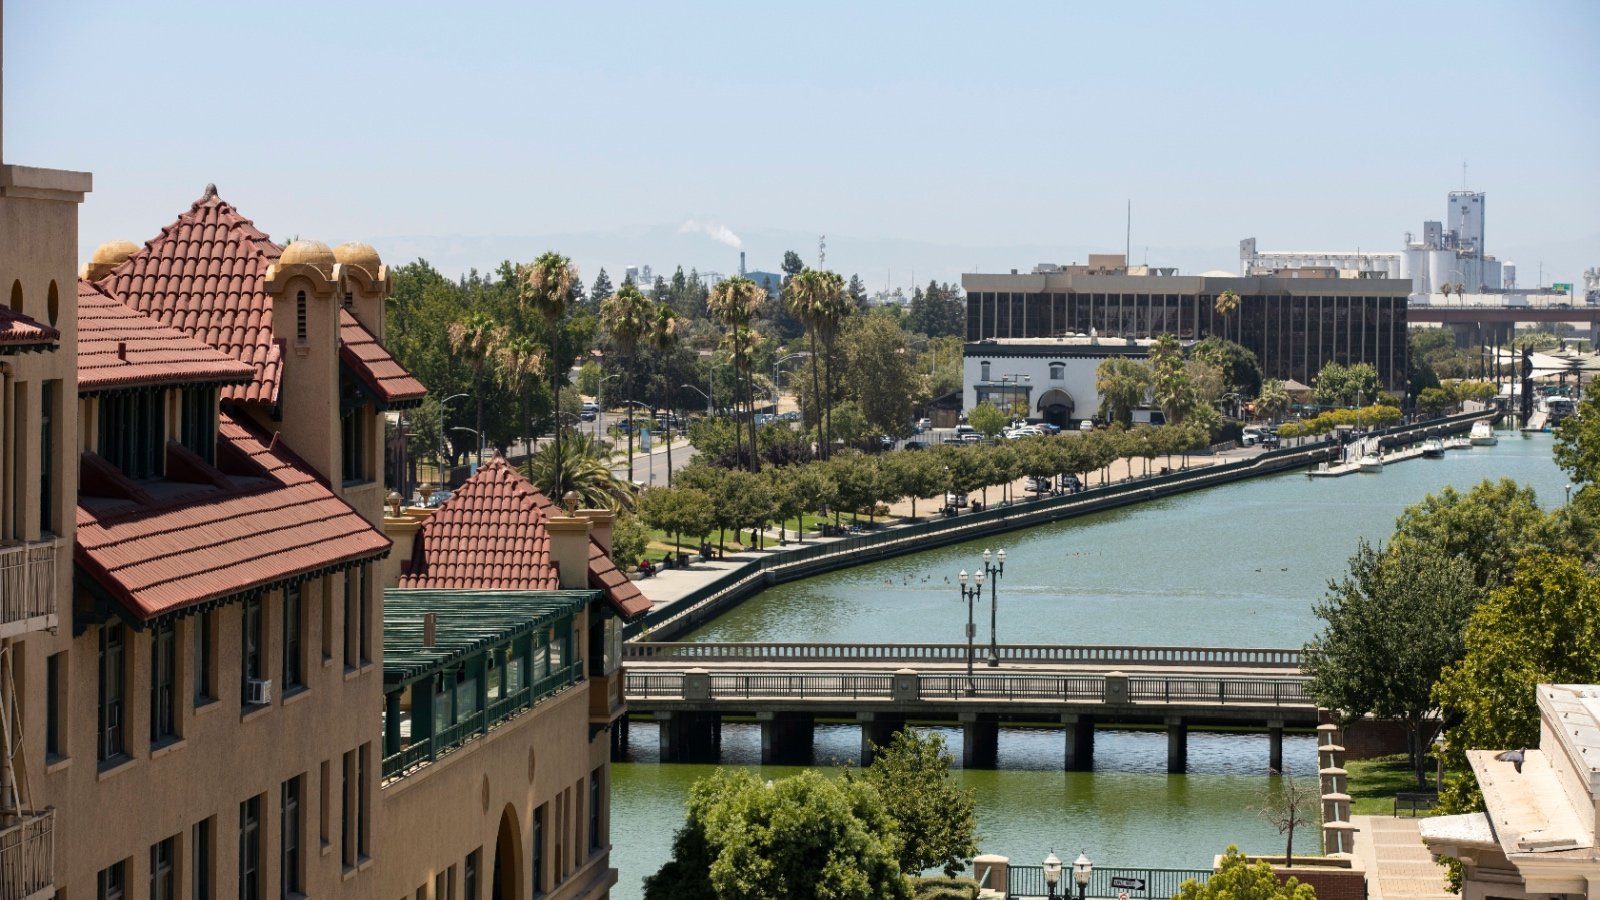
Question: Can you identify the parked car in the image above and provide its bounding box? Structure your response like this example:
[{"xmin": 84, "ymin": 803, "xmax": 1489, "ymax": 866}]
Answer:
[
  {"xmin": 1025, "ymin": 476, "xmax": 1052, "ymax": 493},
  {"xmin": 954, "ymin": 424, "xmax": 978, "ymax": 437},
  {"xmin": 425, "ymin": 490, "xmax": 455, "ymax": 508},
  {"xmin": 957, "ymin": 432, "xmax": 981, "ymax": 443},
  {"xmin": 1241, "ymin": 426, "xmax": 1267, "ymax": 446},
  {"xmin": 913, "ymin": 418, "xmax": 932, "ymax": 433},
  {"xmin": 1060, "ymin": 473, "xmax": 1083, "ymax": 493},
  {"xmin": 1078, "ymin": 419, "xmax": 1095, "ymax": 432},
  {"xmin": 944, "ymin": 492, "xmax": 970, "ymax": 508},
  {"xmin": 904, "ymin": 440, "xmax": 928, "ymax": 450},
  {"xmin": 1038, "ymin": 422, "xmax": 1062, "ymax": 434}
]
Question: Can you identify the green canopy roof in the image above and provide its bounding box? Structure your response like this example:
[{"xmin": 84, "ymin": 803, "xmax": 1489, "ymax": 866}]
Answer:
[{"xmin": 382, "ymin": 589, "xmax": 598, "ymax": 687}]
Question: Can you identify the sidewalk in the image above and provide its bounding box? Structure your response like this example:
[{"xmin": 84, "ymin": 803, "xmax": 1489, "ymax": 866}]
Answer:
[{"xmin": 1347, "ymin": 816, "xmax": 1452, "ymax": 900}]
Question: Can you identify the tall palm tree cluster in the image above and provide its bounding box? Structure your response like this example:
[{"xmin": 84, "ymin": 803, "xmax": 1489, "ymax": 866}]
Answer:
[
  {"xmin": 783, "ymin": 268, "xmax": 853, "ymax": 459},
  {"xmin": 707, "ymin": 276, "xmax": 767, "ymax": 472}
]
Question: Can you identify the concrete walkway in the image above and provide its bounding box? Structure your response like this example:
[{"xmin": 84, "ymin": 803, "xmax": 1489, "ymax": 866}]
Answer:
[{"xmin": 1348, "ymin": 816, "xmax": 1452, "ymax": 900}]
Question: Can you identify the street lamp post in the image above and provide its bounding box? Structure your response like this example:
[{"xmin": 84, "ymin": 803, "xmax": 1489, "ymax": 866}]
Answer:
[
  {"xmin": 1043, "ymin": 851, "xmax": 1063, "ymax": 900},
  {"xmin": 980, "ymin": 548, "xmax": 1006, "ymax": 666},
  {"xmin": 772, "ymin": 351, "xmax": 810, "ymax": 411},
  {"xmin": 439, "ymin": 393, "xmax": 469, "ymax": 487},
  {"xmin": 957, "ymin": 568, "xmax": 984, "ymax": 688},
  {"xmin": 449, "ymin": 426, "xmax": 484, "ymax": 472},
  {"xmin": 1073, "ymin": 851, "xmax": 1093, "ymax": 900},
  {"xmin": 597, "ymin": 373, "xmax": 620, "ymax": 441}
]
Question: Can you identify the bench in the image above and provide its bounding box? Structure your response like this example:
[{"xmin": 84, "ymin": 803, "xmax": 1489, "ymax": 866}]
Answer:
[{"xmin": 1394, "ymin": 791, "xmax": 1437, "ymax": 816}]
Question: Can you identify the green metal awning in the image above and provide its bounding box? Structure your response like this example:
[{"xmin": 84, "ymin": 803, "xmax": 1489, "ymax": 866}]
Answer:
[{"xmin": 382, "ymin": 589, "xmax": 598, "ymax": 687}]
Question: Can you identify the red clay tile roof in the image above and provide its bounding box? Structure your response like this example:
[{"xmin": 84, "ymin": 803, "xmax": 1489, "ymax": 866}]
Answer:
[
  {"xmin": 75, "ymin": 411, "xmax": 391, "ymax": 622},
  {"xmin": 339, "ymin": 309, "xmax": 426, "ymax": 407},
  {"xmin": 400, "ymin": 456, "xmax": 648, "ymax": 619},
  {"xmin": 0, "ymin": 305, "xmax": 59, "ymax": 350},
  {"xmin": 77, "ymin": 280, "xmax": 257, "ymax": 392}
]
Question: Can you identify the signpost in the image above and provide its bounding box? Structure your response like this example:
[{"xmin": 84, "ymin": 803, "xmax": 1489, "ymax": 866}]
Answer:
[{"xmin": 1111, "ymin": 877, "xmax": 1146, "ymax": 892}]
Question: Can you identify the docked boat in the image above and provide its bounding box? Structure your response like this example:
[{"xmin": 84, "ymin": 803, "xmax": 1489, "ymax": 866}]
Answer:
[
  {"xmin": 1357, "ymin": 453, "xmax": 1384, "ymax": 473},
  {"xmin": 1469, "ymin": 421, "xmax": 1498, "ymax": 446},
  {"xmin": 1422, "ymin": 439, "xmax": 1446, "ymax": 459},
  {"xmin": 1445, "ymin": 436, "xmax": 1473, "ymax": 451}
]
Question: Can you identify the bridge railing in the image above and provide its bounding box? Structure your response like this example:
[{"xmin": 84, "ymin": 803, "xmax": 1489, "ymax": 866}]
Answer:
[
  {"xmin": 623, "ymin": 670, "xmax": 1312, "ymax": 707},
  {"xmin": 1006, "ymin": 865, "xmax": 1211, "ymax": 900},
  {"xmin": 624, "ymin": 642, "xmax": 1303, "ymax": 668}
]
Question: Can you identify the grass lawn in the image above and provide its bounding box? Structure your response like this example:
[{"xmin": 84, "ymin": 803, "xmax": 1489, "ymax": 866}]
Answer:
[{"xmin": 1346, "ymin": 754, "xmax": 1442, "ymax": 816}]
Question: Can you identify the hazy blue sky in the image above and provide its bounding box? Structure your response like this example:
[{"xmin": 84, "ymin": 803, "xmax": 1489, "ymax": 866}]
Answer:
[{"xmin": 6, "ymin": 1, "xmax": 1597, "ymax": 291}]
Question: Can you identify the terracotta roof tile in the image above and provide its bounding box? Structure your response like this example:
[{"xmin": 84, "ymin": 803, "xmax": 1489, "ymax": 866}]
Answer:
[
  {"xmin": 400, "ymin": 456, "xmax": 647, "ymax": 619},
  {"xmin": 0, "ymin": 305, "xmax": 60, "ymax": 349},
  {"xmin": 77, "ymin": 280, "xmax": 256, "ymax": 391},
  {"xmin": 339, "ymin": 309, "xmax": 426, "ymax": 407},
  {"xmin": 75, "ymin": 412, "xmax": 391, "ymax": 622}
]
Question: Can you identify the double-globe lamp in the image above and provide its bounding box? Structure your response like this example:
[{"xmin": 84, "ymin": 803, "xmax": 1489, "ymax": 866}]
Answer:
[{"xmin": 1042, "ymin": 850, "xmax": 1093, "ymax": 900}]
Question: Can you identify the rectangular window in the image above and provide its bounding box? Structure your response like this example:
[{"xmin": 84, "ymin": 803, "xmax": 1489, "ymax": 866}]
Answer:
[
  {"xmin": 295, "ymin": 291, "xmax": 307, "ymax": 343},
  {"xmin": 341, "ymin": 750, "xmax": 355, "ymax": 868},
  {"xmin": 150, "ymin": 836, "xmax": 175, "ymax": 900},
  {"xmin": 589, "ymin": 768, "xmax": 602, "ymax": 853},
  {"xmin": 343, "ymin": 573, "xmax": 357, "ymax": 669},
  {"xmin": 282, "ymin": 585, "xmax": 302, "ymax": 691},
  {"xmin": 45, "ymin": 651, "xmax": 64, "ymax": 758},
  {"xmin": 99, "ymin": 859, "xmax": 127, "ymax": 900},
  {"xmin": 464, "ymin": 850, "xmax": 478, "ymax": 900},
  {"xmin": 150, "ymin": 621, "xmax": 176, "ymax": 743},
  {"xmin": 195, "ymin": 610, "xmax": 215, "ymax": 705},
  {"xmin": 97, "ymin": 387, "xmax": 166, "ymax": 480},
  {"xmin": 239, "ymin": 796, "xmax": 261, "ymax": 900},
  {"xmin": 359, "ymin": 565, "xmax": 371, "ymax": 665},
  {"xmin": 242, "ymin": 598, "xmax": 263, "ymax": 706},
  {"xmin": 320, "ymin": 579, "xmax": 334, "ymax": 663},
  {"xmin": 282, "ymin": 777, "xmax": 302, "ymax": 899},
  {"xmin": 180, "ymin": 387, "xmax": 217, "ymax": 465},
  {"xmin": 340, "ymin": 408, "xmax": 365, "ymax": 484},
  {"xmin": 358, "ymin": 743, "xmax": 370, "ymax": 859},
  {"xmin": 434, "ymin": 869, "xmax": 451, "ymax": 900},
  {"xmin": 40, "ymin": 380, "xmax": 54, "ymax": 534},
  {"xmin": 319, "ymin": 760, "xmax": 331, "ymax": 850},
  {"xmin": 193, "ymin": 818, "xmax": 214, "ymax": 900},
  {"xmin": 98, "ymin": 623, "xmax": 125, "ymax": 762},
  {"xmin": 531, "ymin": 806, "xmax": 544, "ymax": 897}
]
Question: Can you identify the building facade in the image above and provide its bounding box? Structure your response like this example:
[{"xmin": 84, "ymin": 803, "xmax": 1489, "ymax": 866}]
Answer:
[{"xmin": 962, "ymin": 259, "xmax": 1412, "ymax": 403}]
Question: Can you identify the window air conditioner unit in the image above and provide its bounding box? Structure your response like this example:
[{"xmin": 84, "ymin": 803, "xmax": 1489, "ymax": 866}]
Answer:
[{"xmin": 246, "ymin": 678, "xmax": 273, "ymax": 705}]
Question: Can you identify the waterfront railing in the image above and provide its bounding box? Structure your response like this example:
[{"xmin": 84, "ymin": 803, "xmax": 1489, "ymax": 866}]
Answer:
[
  {"xmin": 625, "ymin": 642, "xmax": 1302, "ymax": 668},
  {"xmin": 1005, "ymin": 865, "xmax": 1211, "ymax": 900}
]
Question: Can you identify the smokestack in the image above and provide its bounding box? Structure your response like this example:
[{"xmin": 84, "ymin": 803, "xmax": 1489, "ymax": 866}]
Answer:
[{"xmin": 739, "ymin": 251, "xmax": 746, "ymax": 276}]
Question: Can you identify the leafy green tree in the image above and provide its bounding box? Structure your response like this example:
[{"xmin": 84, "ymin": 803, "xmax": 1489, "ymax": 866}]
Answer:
[
  {"xmin": 1303, "ymin": 541, "xmax": 1486, "ymax": 785},
  {"xmin": 1434, "ymin": 554, "xmax": 1600, "ymax": 818},
  {"xmin": 841, "ymin": 313, "xmax": 917, "ymax": 437},
  {"xmin": 1555, "ymin": 386, "xmax": 1600, "ymax": 488},
  {"xmin": 642, "ymin": 768, "xmax": 910, "ymax": 900},
  {"xmin": 885, "ymin": 451, "xmax": 946, "ymax": 519},
  {"xmin": 847, "ymin": 273, "xmax": 868, "ymax": 307},
  {"xmin": 637, "ymin": 485, "xmax": 715, "ymax": 553},
  {"xmin": 1095, "ymin": 357, "xmax": 1151, "ymax": 426},
  {"xmin": 853, "ymin": 730, "xmax": 978, "ymax": 877},
  {"xmin": 1416, "ymin": 386, "xmax": 1454, "ymax": 417},
  {"xmin": 1173, "ymin": 846, "xmax": 1315, "ymax": 900},
  {"xmin": 1192, "ymin": 336, "xmax": 1264, "ymax": 398},
  {"xmin": 1393, "ymin": 479, "xmax": 1556, "ymax": 588},
  {"xmin": 1312, "ymin": 361, "xmax": 1380, "ymax": 408},
  {"xmin": 1150, "ymin": 333, "xmax": 1199, "ymax": 425},
  {"xmin": 611, "ymin": 513, "xmax": 652, "ymax": 567},
  {"xmin": 587, "ymin": 268, "xmax": 612, "ymax": 314},
  {"xmin": 1255, "ymin": 379, "xmax": 1290, "ymax": 422},
  {"xmin": 966, "ymin": 402, "xmax": 1007, "ymax": 441},
  {"xmin": 905, "ymin": 280, "xmax": 966, "ymax": 338},
  {"xmin": 524, "ymin": 431, "xmax": 633, "ymax": 511}
]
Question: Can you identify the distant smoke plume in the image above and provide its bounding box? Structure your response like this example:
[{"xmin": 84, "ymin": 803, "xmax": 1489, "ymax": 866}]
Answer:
[{"xmin": 678, "ymin": 219, "xmax": 743, "ymax": 250}]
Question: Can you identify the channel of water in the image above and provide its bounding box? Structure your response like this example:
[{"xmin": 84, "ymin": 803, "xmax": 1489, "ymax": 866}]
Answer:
[{"xmin": 612, "ymin": 432, "xmax": 1568, "ymax": 898}]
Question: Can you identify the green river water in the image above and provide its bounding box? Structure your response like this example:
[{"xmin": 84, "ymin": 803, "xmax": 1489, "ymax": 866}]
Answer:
[{"xmin": 611, "ymin": 431, "xmax": 1568, "ymax": 897}]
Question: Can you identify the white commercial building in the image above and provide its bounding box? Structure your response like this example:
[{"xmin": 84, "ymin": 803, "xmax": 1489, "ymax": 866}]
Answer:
[{"xmin": 962, "ymin": 335, "xmax": 1158, "ymax": 426}]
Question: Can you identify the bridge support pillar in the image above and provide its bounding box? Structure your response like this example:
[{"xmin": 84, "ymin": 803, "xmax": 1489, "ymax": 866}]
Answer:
[
  {"xmin": 960, "ymin": 713, "xmax": 999, "ymax": 769},
  {"xmin": 657, "ymin": 711, "xmax": 720, "ymax": 763},
  {"xmin": 1268, "ymin": 720, "xmax": 1284, "ymax": 774},
  {"xmin": 758, "ymin": 712, "xmax": 815, "ymax": 765},
  {"xmin": 610, "ymin": 714, "xmax": 631, "ymax": 762},
  {"xmin": 859, "ymin": 713, "xmax": 905, "ymax": 767},
  {"xmin": 1063, "ymin": 714, "xmax": 1095, "ymax": 771},
  {"xmin": 1166, "ymin": 716, "xmax": 1188, "ymax": 774}
]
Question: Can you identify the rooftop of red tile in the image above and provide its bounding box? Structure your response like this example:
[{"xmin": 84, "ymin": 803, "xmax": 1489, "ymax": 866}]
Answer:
[
  {"xmin": 75, "ymin": 411, "xmax": 391, "ymax": 621},
  {"xmin": 339, "ymin": 309, "xmax": 426, "ymax": 407},
  {"xmin": 77, "ymin": 280, "xmax": 257, "ymax": 392},
  {"xmin": 400, "ymin": 456, "xmax": 647, "ymax": 619},
  {"xmin": 0, "ymin": 304, "xmax": 60, "ymax": 349}
]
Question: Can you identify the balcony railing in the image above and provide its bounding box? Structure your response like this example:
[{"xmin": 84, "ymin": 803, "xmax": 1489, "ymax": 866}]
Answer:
[
  {"xmin": 0, "ymin": 809, "xmax": 54, "ymax": 900},
  {"xmin": 382, "ymin": 661, "xmax": 586, "ymax": 782},
  {"xmin": 0, "ymin": 540, "xmax": 59, "ymax": 637}
]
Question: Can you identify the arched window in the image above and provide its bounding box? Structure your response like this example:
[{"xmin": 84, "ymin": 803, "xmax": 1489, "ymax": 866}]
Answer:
[
  {"xmin": 1049, "ymin": 362, "xmax": 1066, "ymax": 380},
  {"xmin": 296, "ymin": 291, "xmax": 307, "ymax": 342},
  {"xmin": 979, "ymin": 361, "xmax": 991, "ymax": 382},
  {"xmin": 8, "ymin": 280, "xmax": 21, "ymax": 313}
]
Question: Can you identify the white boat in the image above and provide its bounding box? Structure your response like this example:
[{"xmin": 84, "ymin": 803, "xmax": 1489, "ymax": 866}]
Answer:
[
  {"xmin": 1357, "ymin": 453, "xmax": 1384, "ymax": 473},
  {"xmin": 1422, "ymin": 439, "xmax": 1445, "ymax": 459},
  {"xmin": 1445, "ymin": 436, "xmax": 1473, "ymax": 451},
  {"xmin": 1469, "ymin": 421, "xmax": 1498, "ymax": 446}
]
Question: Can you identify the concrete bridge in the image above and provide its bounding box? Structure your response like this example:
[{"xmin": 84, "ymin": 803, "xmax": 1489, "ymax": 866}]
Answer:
[{"xmin": 620, "ymin": 642, "xmax": 1315, "ymax": 772}]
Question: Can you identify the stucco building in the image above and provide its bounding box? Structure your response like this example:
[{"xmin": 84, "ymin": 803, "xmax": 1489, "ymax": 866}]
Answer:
[{"xmin": 1422, "ymin": 684, "xmax": 1600, "ymax": 900}]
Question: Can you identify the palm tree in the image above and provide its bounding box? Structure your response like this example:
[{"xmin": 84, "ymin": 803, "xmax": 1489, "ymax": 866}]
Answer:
[
  {"xmin": 447, "ymin": 311, "xmax": 500, "ymax": 466},
  {"xmin": 600, "ymin": 282, "xmax": 654, "ymax": 483},
  {"xmin": 525, "ymin": 431, "xmax": 635, "ymax": 512},
  {"xmin": 804, "ymin": 270, "xmax": 850, "ymax": 458},
  {"xmin": 708, "ymin": 276, "xmax": 766, "ymax": 471},
  {"xmin": 1440, "ymin": 282, "xmax": 1452, "ymax": 303},
  {"xmin": 518, "ymin": 253, "xmax": 578, "ymax": 495},
  {"xmin": 1214, "ymin": 289, "xmax": 1241, "ymax": 344},
  {"xmin": 493, "ymin": 333, "xmax": 542, "ymax": 462},
  {"xmin": 1095, "ymin": 356, "xmax": 1152, "ymax": 426},
  {"xmin": 785, "ymin": 269, "xmax": 830, "ymax": 451},
  {"xmin": 648, "ymin": 302, "xmax": 682, "ymax": 484}
]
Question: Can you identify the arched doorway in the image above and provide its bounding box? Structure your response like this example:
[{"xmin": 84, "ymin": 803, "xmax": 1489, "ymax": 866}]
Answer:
[
  {"xmin": 1036, "ymin": 388, "xmax": 1074, "ymax": 428},
  {"xmin": 491, "ymin": 805, "xmax": 521, "ymax": 900}
]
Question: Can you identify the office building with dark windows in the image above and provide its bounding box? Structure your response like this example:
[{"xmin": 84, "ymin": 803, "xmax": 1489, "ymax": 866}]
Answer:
[{"xmin": 961, "ymin": 255, "xmax": 1411, "ymax": 420}]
